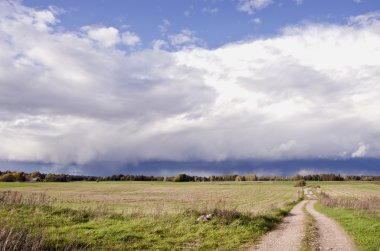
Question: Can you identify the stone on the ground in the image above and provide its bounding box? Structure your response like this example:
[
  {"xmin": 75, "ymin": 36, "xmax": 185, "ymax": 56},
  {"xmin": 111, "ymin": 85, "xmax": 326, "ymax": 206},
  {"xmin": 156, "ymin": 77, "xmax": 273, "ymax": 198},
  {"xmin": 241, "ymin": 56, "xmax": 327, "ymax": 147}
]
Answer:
[{"xmin": 197, "ymin": 214, "xmax": 213, "ymax": 222}]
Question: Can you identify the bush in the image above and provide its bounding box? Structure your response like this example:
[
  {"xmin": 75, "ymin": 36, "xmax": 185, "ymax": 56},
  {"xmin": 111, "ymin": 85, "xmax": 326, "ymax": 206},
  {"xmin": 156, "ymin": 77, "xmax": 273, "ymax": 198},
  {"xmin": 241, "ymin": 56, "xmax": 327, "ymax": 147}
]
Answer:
[{"xmin": 294, "ymin": 180, "xmax": 306, "ymax": 187}]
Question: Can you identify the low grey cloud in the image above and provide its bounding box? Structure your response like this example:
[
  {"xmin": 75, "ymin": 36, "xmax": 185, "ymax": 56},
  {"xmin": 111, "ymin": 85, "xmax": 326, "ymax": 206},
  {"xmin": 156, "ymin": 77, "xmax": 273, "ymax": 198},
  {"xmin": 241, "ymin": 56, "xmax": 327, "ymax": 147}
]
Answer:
[{"xmin": 1, "ymin": 1, "xmax": 380, "ymax": 168}]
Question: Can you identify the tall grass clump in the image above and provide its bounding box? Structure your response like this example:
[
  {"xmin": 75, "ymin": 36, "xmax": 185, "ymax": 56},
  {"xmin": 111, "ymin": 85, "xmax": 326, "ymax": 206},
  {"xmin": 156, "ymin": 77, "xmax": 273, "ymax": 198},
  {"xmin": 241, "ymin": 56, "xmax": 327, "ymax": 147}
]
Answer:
[
  {"xmin": 0, "ymin": 191, "xmax": 94, "ymax": 250},
  {"xmin": 0, "ymin": 190, "xmax": 51, "ymax": 207},
  {"xmin": 0, "ymin": 224, "xmax": 45, "ymax": 251},
  {"xmin": 320, "ymin": 192, "xmax": 380, "ymax": 211}
]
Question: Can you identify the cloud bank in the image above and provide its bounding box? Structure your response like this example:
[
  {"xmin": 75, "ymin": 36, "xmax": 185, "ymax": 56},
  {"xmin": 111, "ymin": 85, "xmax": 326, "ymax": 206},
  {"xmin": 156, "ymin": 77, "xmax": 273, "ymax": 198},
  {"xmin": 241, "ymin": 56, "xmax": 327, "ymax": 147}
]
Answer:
[{"xmin": 1, "ymin": 1, "xmax": 380, "ymax": 169}]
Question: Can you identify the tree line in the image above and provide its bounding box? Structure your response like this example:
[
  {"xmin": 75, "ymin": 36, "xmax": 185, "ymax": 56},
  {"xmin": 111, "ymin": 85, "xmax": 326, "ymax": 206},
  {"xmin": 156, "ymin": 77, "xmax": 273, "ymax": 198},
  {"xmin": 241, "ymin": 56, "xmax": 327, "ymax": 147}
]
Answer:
[{"xmin": 0, "ymin": 170, "xmax": 379, "ymax": 182}]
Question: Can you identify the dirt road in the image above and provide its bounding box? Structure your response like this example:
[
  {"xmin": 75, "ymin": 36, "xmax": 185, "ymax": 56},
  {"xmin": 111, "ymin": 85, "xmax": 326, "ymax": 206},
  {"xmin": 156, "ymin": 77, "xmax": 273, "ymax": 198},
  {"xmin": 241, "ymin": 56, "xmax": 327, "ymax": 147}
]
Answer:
[
  {"xmin": 305, "ymin": 193, "xmax": 357, "ymax": 251},
  {"xmin": 249, "ymin": 189, "xmax": 357, "ymax": 251},
  {"xmin": 250, "ymin": 200, "xmax": 308, "ymax": 251}
]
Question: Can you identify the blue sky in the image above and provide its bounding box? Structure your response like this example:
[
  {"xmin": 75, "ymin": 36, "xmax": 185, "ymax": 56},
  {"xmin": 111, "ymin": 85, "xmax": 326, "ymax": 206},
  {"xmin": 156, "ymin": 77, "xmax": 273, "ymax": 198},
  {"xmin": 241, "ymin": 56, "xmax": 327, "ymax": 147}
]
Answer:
[
  {"xmin": 1, "ymin": 0, "xmax": 380, "ymax": 175},
  {"xmin": 23, "ymin": 0, "xmax": 380, "ymax": 48}
]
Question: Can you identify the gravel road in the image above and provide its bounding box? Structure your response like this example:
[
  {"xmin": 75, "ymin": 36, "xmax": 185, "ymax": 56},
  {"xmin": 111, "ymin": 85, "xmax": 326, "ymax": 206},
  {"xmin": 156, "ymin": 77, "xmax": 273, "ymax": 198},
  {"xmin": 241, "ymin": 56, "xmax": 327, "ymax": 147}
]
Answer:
[
  {"xmin": 249, "ymin": 188, "xmax": 358, "ymax": 251},
  {"xmin": 250, "ymin": 199, "xmax": 308, "ymax": 251},
  {"xmin": 305, "ymin": 195, "xmax": 357, "ymax": 251}
]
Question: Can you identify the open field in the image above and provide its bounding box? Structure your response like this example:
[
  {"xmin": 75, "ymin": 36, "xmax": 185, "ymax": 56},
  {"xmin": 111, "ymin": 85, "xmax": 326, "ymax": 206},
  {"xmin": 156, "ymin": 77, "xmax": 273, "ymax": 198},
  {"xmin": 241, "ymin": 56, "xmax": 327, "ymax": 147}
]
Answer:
[
  {"xmin": 311, "ymin": 181, "xmax": 380, "ymax": 198},
  {"xmin": 0, "ymin": 181, "xmax": 300, "ymax": 215},
  {"xmin": 1, "ymin": 181, "xmax": 379, "ymax": 250},
  {"xmin": 0, "ymin": 181, "xmax": 301, "ymax": 250}
]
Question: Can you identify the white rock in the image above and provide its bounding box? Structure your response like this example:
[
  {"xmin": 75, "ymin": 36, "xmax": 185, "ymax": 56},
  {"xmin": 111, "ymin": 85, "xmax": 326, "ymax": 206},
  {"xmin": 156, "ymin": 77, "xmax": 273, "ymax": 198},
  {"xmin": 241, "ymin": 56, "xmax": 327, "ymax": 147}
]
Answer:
[{"xmin": 197, "ymin": 215, "xmax": 208, "ymax": 222}]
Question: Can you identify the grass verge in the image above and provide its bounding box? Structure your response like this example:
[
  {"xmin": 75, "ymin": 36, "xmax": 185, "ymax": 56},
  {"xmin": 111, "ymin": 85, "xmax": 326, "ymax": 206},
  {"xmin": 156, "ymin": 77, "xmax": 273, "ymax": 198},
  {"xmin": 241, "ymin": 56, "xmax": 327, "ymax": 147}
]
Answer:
[{"xmin": 315, "ymin": 203, "xmax": 380, "ymax": 251}]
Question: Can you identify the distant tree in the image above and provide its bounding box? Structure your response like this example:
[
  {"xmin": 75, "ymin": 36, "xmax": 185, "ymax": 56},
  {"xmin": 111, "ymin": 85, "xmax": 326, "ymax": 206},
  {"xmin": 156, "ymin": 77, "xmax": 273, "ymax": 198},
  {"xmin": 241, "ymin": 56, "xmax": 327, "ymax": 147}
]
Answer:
[
  {"xmin": 13, "ymin": 172, "xmax": 26, "ymax": 182},
  {"xmin": 244, "ymin": 174, "xmax": 257, "ymax": 181},
  {"xmin": 174, "ymin": 173, "xmax": 192, "ymax": 182},
  {"xmin": 0, "ymin": 173, "xmax": 16, "ymax": 182}
]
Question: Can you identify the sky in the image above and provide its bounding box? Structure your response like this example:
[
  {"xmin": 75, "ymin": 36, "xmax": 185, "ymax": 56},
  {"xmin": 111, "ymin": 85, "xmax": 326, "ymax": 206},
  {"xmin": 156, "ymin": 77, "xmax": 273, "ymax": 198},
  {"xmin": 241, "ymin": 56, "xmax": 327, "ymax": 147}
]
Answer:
[{"xmin": 1, "ymin": 0, "xmax": 380, "ymax": 176}]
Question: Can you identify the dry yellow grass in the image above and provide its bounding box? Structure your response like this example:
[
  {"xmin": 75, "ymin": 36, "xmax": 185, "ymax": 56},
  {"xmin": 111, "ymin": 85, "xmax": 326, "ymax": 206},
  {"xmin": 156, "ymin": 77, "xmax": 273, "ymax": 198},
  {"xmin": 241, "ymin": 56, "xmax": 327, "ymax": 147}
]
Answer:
[
  {"xmin": 318, "ymin": 182, "xmax": 380, "ymax": 198},
  {"xmin": 0, "ymin": 181, "xmax": 300, "ymax": 215}
]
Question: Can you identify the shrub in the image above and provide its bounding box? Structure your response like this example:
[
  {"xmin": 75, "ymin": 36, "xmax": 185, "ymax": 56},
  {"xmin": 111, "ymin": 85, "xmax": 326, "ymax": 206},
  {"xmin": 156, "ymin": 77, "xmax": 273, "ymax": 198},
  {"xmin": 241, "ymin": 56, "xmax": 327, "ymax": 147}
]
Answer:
[{"xmin": 294, "ymin": 180, "xmax": 306, "ymax": 187}]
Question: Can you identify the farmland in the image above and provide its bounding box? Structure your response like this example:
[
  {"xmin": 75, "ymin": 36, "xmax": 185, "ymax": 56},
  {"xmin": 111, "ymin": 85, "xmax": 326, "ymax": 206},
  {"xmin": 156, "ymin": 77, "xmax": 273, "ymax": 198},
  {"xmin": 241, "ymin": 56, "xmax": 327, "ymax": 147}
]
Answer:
[
  {"xmin": 0, "ymin": 181, "xmax": 379, "ymax": 250},
  {"xmin": 0, "ymin": 181, "xmax": 301, "ymax": 250},
  {"xmin": 0, "ymin": 181, "xmax": 300, "ymax": 215}
]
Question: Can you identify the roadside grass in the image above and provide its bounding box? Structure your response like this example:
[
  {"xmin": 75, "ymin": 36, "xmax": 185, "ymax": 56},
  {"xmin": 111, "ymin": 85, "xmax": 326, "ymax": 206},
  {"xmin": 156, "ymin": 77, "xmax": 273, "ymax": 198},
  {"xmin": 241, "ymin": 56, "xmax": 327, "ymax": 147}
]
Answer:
[
  {"xmin": 319, "ymin": 192, "xmax": 380, "ymax": 212},
  {"xmin": 315, "ymin": 203, "xmax": 380, "ymax": 251},
  {"xmin": 314, "ymin": 183, "xmax": 380, "ymax": 251},
  {"xmin": 0, "ymin": 187, "xmax": 302, "ymax": 250}
]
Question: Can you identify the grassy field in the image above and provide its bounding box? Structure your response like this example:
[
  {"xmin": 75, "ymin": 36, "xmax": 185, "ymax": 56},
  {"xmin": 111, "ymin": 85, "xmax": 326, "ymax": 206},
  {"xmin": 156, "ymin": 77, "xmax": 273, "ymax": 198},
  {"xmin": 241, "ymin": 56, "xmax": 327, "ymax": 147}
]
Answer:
[
  {"xmin": 0, "ymin": 181, "xmax": 301, "ymax": 250},
  {"xmin": 1, "ymin": 181, "xmax": 379, "ymax": 250},
  {"xmin": 0, "ymin": 181, "xmax": 299, "ymax": 215},
  {"xmin": 311, "ymin": 181, "xmax": 380, "ymax": 198},
  {"xmin": 312, "ymin": 182, "xmax": 380, "ymax": 251}
]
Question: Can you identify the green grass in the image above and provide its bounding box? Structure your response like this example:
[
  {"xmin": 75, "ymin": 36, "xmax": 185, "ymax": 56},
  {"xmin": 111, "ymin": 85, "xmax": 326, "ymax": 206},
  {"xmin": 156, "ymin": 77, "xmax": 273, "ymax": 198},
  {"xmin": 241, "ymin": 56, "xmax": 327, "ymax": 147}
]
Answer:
[
  {"xmin": 2, "ymin": 181, "xmax": 378, "ymax": 250},
  {"xmin": 0, "ymin": 193, "xmax": 301, "ymax": 250},
  {"xmin": 300, "ymin": 203, "xmax": 319, "ymax": 251},
  {"xmin": 311, "ymin": 181, "xmax": 380, "ymax": 251},
  {"xmin": 315, "ymin": 203, "xmax": 380, "ymax": 251},
  {"xmin": 0, "ymin": 182, "xmax": 303, "ymax": 250}
]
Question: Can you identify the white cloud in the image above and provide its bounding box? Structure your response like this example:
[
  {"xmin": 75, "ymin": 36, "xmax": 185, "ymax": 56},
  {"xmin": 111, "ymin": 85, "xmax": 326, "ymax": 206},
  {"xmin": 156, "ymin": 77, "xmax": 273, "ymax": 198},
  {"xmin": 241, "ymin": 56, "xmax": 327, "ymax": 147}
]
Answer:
[
  {"xmin": 353, "ymin": 0, "xmax": 363, "ymax": 3},
  {"xmin": 348, "ymin": 11, "xmax": 380, "ymax": 25},
  {"xmin": 237, "ymin": 0, "xmax": 273, "ymax": 14},
  {"xmin": 158, "ymin": 19, "xmax": 171, "ymax": 34},
  {"xmin": 297, "ymin": 169, "xmax": 317, "ymax": 176},
  {"xmin": 202, "ymin": 7, "xmax": 219, "ymax": 14},
  {"xmin": 253, "ymin": 17, "xmax": 261, "ymax": 24},
  {"xmin": 82, "ymin": 26, "xmax": 121, "ymax": 47},
  {"xmin": 1, "ymin": 1, "xmax": 380, "ymax": 166},
  {"xmin": 184, "ymin": 5, "xmax": 194, "ymax": 17},
  {"xmin": 293, "ymin": 0, "xmax": 303, "ymax": 5},
  {"xmin": 152, "ymin": 39, "xmax": 168, "ymax": 50},
  {"xmin": 168, "ymin": 29, "xmax": 202, "ymax": 48},
  {"xmin": 121, "ymin": 31, "xmax": 141, "ymax": 46},
  {"xmin": 352, "ymin": 143, "xmax": 369, "ymax": 158}
]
